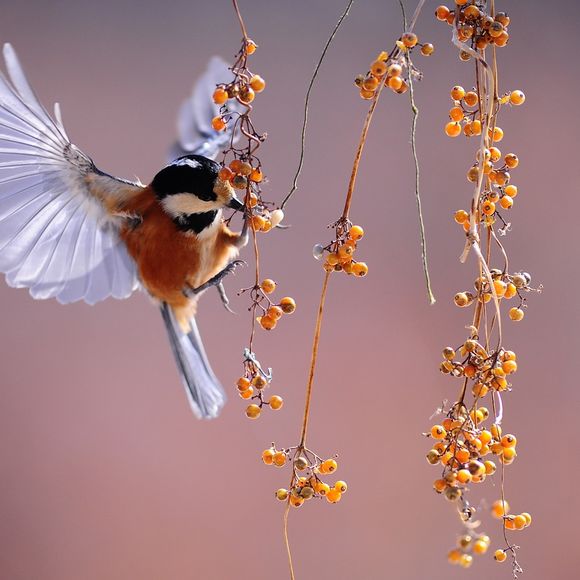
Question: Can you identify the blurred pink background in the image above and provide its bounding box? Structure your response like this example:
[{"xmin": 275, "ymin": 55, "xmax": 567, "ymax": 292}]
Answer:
[{"xmin": 1, "ymin": 1, "xmax": 578, "ymax": 578}]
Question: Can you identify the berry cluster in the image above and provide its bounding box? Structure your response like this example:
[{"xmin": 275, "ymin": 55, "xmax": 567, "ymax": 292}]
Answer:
[
  {"xmin": 452, "ymin": 270, "xmax": 533, "ymax": 323},
  {"xmin": 436, "ymin": 3, "xmax": 511, "ymax": 52},
  {"xmin": 430, "ymin": 2, "xmax": 535, "ymax": 573},
  {"xmin": 262, "ymin": 446, "xmax": 347, "ymax": 508},
  {"xmin": 313, "ymin": 221, "xmax": 368, "ymax": 277},
  {"xmin": 491, "ymin": 499, "xmax": 532, "ymax": 532},
  {"xmin": 447, "ymin": 530, "xmax": 492, "ymax": 569},
  {"xmin": 354, "ymin": 31, "xmax": 433, "ymax": 100}
]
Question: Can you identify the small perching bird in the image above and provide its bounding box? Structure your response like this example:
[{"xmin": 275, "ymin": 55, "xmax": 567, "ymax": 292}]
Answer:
[{"xmin": 0, "ymin": 44, "xmax": 248, "ymax": 419}]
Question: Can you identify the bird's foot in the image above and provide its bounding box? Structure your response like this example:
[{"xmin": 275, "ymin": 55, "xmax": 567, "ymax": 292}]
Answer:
[{"xmin": 183, "ymin": 260, "xmax": 246, "ymax": 299}]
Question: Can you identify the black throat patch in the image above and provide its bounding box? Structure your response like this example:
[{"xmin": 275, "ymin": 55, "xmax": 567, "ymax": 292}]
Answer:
[{"xmin": 173, "ymin": 210, "xmax": 218, "ymax": 234}]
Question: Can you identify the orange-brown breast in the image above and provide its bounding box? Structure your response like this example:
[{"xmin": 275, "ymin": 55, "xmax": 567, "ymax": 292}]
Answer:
[{"xmin": 119, "ymin": 187, "xmax": 240, "ymax": 327}]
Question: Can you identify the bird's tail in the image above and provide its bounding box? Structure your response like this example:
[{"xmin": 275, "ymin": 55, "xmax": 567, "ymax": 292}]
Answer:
[{"xmin": 160, "ymin": 303, "xmax": 226, "ymax": 419}]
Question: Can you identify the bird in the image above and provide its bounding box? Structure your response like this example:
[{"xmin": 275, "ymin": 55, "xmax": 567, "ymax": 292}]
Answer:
[{"xmin": 0, "ymin": 43, "xmax": 249, "ymax": 419}]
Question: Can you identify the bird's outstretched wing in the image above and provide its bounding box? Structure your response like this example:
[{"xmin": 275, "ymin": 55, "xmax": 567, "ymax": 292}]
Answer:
[
  {"xmin": 0, "ymin": 43, "xmax": 143, "ymax": 305},
  {"xmin": 169, "ymin": 56, "xmax": 240, "ymax": 161}
]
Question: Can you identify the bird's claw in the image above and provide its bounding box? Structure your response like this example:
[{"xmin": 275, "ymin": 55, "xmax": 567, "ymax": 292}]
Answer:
[{"xmin": 183, "ymin": 260, "xmax": 246, "ymax": 298}]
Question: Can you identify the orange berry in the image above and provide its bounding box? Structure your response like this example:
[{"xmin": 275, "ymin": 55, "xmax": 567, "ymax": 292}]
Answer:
[
  {"xmin": 500, "ymin": 195, "xmax": 514, "ymax": 210},
  {"xmin": 289, "ymin": 495, "xmax": 304, "ymax": 508},
  {"xmin": 401, "ymin": 32, "xmax": 418, "ymax": 47},
  {"xmin": 273, "ymin": 451, "xmax": 286, "ymax": 467},
  {"xmin": 360, "ymin": 89, "xmax": 375, "ymax": 100},
  {"xmin": 484, "ymin": 460, "xmax": 497, "ymax": 475},
  {"xmin": 510, "ymin": 90, "xmax": 526, "ymax": 106},
  {"xmin": 249, "ymin": 168, "xmax": 263, "ymax": 183},
  {"xmin": 260, "ymin": 279, "xmax": 276, "ymax": 294},
  {"xmin": 352, "ymin": 262, "xmax": 368, "ymax": 277},
  {"xmin": 269, "ymin": 395, "xmax": 284, "ymax": 410},
  {"xmin": 472, "ymin": 539, "xmax": 488, "ymax": 555},
  {"xmin": 267, "ymin": 305, "xmax": 284, "ymax": 320},
  {"xmin": 521, "ymin": 512, "xmax": 532, "ymax": 526},
  {"xmin": 229, "ymin": 159, "xmax": 243, "ymax": 173},
  {"xmin": 456, "ymin": 469, "xmax": 472, "ymax": 484},
  {"xmin": 276, "ymin": 488, "xmax": 289, "ymax": 501},
  {"xmin": 509, "ymin": 307, "xmax": 525, "ymax": 321},
  {"xmin": 245, "ymin": 404, "xmax": 261, "ymax": 419},
  {"xmin": 349, "ymin": 225, "xmax": 364, "ymax": 240},
  {"xmin": 213, "ymin": 87, "xmax": 228, "ymax": 105},
  {"xmin": 463, "ymin": 91, "xmax": 478, "ymax": 107},
  {"xmin": 505, "ymin": 153, "xmax": 519, "ymax": 168},
  {"xmin": 279, "ymin": 297, "xmax": 296, "ymax": 314},
  {"xmin": 482, "ymin": 200, "xmax": 496, "ymax": 215},
  {"xmin": 449, "ymin": 106, "xmax": 464, "ymax": 121},
  {"xmin": 258, "ymin": 315, "xmax": 277, "ymax": 331},
  {"xmin": 501, "ymin": 434, "xmax": 517, "ymax": 448},
  {"xmin": 489, "ymin": 126, "xmax": 504, "ymax": 142},
  {"xmin": 262, "ymin": 448, "xmax": 275, "ymax": 464},
  {"xmin": 334, "ymin": 480, "xmax": 348, "ymax": 493},
  {"xmin": 387, "ymin": 76, "xmax": 403, "ymax": 91},
  {"xmin": 326, "ymin": 488, "xmax": 342, "ymax": 503},
  {"xmin": 218, "ymin": 167, "xmax": 234, "ymax": 182},
  {"xmin": 250, "ymin": 74, "xmax": 266, "ymax": 92},
  {"xmin": 239, "ymin": 386, "xmax": 254, "ymax": 399},
  {"xmin": 445, "ymin": 121, "xmax": 461, "ymax": 137},
  {"xmin": 502, "ymin": 360, "xmax": 518, "ymax": 374},
  {"xmin": 451, "ymin": 85, "xmax": 465, "ymax": 100},
  {"xmin": 362, "ymin": 76, "xmax": 379, "ymax": 91},
  {"xmin": 494, "ymin": 550, "xmax": 507, "ymax": 562},
  {"xmin": 251, "ymin": 215, "xmax": 266, "ymax": 230},
  {"xmin": 454, "ymin": 209, "xmax": 469, "ymax": 223},
  {"xmin": 211, "ymin": 116, "xmax": 226, "ymax": 131},
  {"xmin": 435, "ymin": 5, "xmax": 450, "ymax": 20},
  {"xmin": 370, "ymin": 60, "xmax": 388, "ymax": 77},
  {"xmin": 245, "ymin": 39, "xmax": 257, "ymax": 55},
  {"xmin": 239, "ymin": 86, "xmax": 255, "ymax": 104},
  {"xmin": 421, "ymin": 43, "xmax": 435, "ymax": 56},
  {"xmin": 237, "ymin": 377, "xmax": 251, "ymax": 392},
  {"xmin": 491, "ymin": 499, "xmax": 510, "ymax": 519},
  {"xmin": 514, "ymin": 515, "xmax": 527, "ymax": 530},
  {"xmin": 320, "ymin": 458, "xmax": 338, "ymax": 474},
  {"xmin": 505, "ymin": 184, "xmax": 518, "ymax": 198},
  {"xmin": 430, "ymin": 425, "xmax": 446, "ymax": 439}
]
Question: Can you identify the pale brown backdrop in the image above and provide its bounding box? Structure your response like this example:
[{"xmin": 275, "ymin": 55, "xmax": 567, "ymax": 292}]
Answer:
[{"xmin": 0, "ymin": 1, "xmax": 578, "ymax": 579}]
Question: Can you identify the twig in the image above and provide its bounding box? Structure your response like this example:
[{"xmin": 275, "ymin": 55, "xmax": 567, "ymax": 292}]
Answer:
[{"xmin": 281, "ymin": 0, "xmax": 356, "ymax": 210}]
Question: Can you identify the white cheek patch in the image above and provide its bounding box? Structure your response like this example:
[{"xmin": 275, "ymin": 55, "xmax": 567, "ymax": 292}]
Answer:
[{"xmin": 162, "ymin": 193, "xmax": 222, "ymax": 217}]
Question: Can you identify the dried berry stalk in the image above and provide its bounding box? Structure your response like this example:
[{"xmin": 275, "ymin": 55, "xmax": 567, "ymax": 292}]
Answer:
[
  {"xmin": 217, "ymin": 0, "xmax": 296, "ymax": 419},
  {"xmin": 427, "ymin": 2, "xmax": 538, "ymax": 575}
]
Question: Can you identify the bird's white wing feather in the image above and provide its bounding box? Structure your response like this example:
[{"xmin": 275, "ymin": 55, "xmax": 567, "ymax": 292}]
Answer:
[
  {"xmin": 0, "ymin": 43, "xmax": 142, "ymax": 304},
  {"xmin": 170, "ymin": 56, "xmax": 241, "ymax": 161}
]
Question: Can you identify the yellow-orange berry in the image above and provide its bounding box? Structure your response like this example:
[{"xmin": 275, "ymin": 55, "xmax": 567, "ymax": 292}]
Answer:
[
  {"xmin": 276, "ymin": 488, "xmax": 289, "ymax": 501},
  {"xmin": 239, "ymin": 386, "xmax": 254, "ymax": 399},
  {"xmin": 505, "ymin": 184, "xmax": 518, "ymax": 198},
  {"xmin": 239, "ymin": 86, "xmax": 255, "ymax": 104},
  {"xmin": 473, "ymin": 539, "xmax": 488, "ymax": 554},
  {"xmin": 279, "ymin": 297, "xmax": 296, "ymax": 314},
  {"xmin": 362, "ymin": 76, "xmax": 379, "ymax": 91},
  {"xmin": 445, "ymin": 121, "xmax": 461, "ymax": 137},
  {"xmin": 334, "ymin": 480, "xmax": 348, "ymax": 493},
  {"xmin": 505, "ymin": 153, "xmax": 519, "ymax": 168},
  {"xmin": 349, "ymin": 225, "xmax": 364, "ymax": 240},
  {"xmin": 494, "ymin": 550, "xmax": 507, "ymax": 562},
  {"xmin": 250, "ymin": 74, "xmax": 266, "ymax": 92},
  {"xmin": 435, "ymin": 5, "xmax": 450, "ymax": 21},
  {"xmin": 237, "ymin": 377, "xmax": 251, "ymax": 392},
  {"xmin": 260, "ymin": 279, "xmax": 276, "ymax": 294},
  {"xmin": 269, "ymin": 395, "xmax": 284, "ymax": 410},
  {"xmin": 489, "ymin": 126, "xmax": 504, "ymax": 142},
  {"xmin": 421, "ymin": 43, "xmax": 435, "ymax": 56},
  {"xmin": 213, "ymin": 87, "xmax": 228, "ymax": 105},
  {"xmin": 245, "ymin": 39, "xmax": 257, "ymax": 55},
  {"xmin": 510, "ymin": 90, "xmax": 526, "ymax": 106},
  {"xmin": 267, "ymin": 306, "xmax": 284, "ymax": 320},
  {"xmin": 463, "ymin": 91, "xmax": 478, "ymax": 107},
  {"xmin": 315, "ymin": 481, "xmax": 330, "ymax": 495},
  {"xmin": 484, "ymin": 460, "xmax": 497, "ymax": 475},
  {"xmin": 289, "ymin": 495, "xmax": 304, "ymax": 508},
  {"xmin": 249, "ymin": 168, "xmax": 263, "ymax": 183},
  {"xmin": 211, "ymin": 116, "xmax": 226, "ymax": 131},
  {"xmin": 454, "ymin": 209, "xmax": 469, "ymax": 223},
  {"xmin": 401, "ymin": 32, "xmax": 418, "ymax": 47},
  {"xmin": 501, "ymin": 434, "xmax": 517, "ymax": 448},
  {"xmin": 491, "ymin": 499, "xmax": 510, "ymax": 518},
  {"xmin": 352, "ymin": 262, "xmax": 368, "ymax": 277},
  {"xmin": 360, "ymin": 89, "xmax": 375, "ymax": 100},
  {"xmin": 449, "ymin": 106, "xmax": 464, "ymax": 121},
  {"xmin": 258, "ymin": 315, "xmax": 277, "ymax": 331},
  {"xmin": 370, "ymin": 60, "xmax": 388, "ymax": 77},
  {"xmin": 431, "ymin": 425, "xmax": 446, "ymax": 439},
  {"xmin": 218, "ymin": 167, "xmax": 234, "ymax": 182},
  {"xmin": 326, "ymin": 488, "xmax": 342, "ymax": 503},
  {"xmin": 521, "ymin": 512, "xmax": 532, "ymax": 526},
  {"xmin": 246, "ymin": 404, "xmax": 261, "ymax": 419},
  {"xmin": 451, "ymin": 85, "xmax": 465, "ymax": 100},
  {"xmin": 320, "ymin": 458, "xmax": 338, "ymax": 474},
  {"xmin": 509, "ymin": 307, "xmax": 525, "ymax": 321},
  {"xmin": 502, "ymin": 360, "xmax": 518, "ymax": 374},
  {"xmin": 482, "ymin": 200, "xmax": 496, "ymax": 215},
  {"xmin": 387, "ymin": 76, "xmax": 403, "ymax": 91},
  {"xmin": 273, "ymin": 451, "xmax": 286, "ymax": 467},
  {"xmin": 500, "ymin": 195, "xmax": 514, "ymax": 210},
  {"xmin": 262, "ymin": 448, "xmax": 275, "ymax": 464}
]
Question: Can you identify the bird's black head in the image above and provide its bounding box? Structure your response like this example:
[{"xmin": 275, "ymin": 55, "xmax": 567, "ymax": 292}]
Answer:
[{"xmin": 152, "ymin": 155, "xmax": 242, "ymax": 233}]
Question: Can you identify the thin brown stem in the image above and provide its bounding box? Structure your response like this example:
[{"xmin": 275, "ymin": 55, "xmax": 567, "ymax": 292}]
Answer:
[
  {"xmin": 232, "ymin": 0, "xmax": 249, "ymax": 42},
  {"xmin": 299, "ymin": 270, "xmax": 331, "ymax": 447}
]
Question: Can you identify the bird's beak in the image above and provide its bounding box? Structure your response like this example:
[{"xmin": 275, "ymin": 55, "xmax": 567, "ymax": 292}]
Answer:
[{"xmin": 227, "ymin": 195, "xmax": 244, "ymax": 211}]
